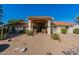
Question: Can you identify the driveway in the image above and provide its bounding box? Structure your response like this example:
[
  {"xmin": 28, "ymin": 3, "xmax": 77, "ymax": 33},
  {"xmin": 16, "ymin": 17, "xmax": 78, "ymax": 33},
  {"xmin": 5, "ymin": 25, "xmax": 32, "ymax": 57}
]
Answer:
[{"xmin": 0, "ymin": 33, "xmax": 79, "ymax": 55}]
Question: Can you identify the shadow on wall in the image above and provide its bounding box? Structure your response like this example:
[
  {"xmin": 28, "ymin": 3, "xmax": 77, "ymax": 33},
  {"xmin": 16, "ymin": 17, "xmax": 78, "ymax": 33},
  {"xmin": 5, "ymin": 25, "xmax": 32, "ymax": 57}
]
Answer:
[{"xmin": 0, "ymin": 44, "xmax": 10, "ymax": 52}]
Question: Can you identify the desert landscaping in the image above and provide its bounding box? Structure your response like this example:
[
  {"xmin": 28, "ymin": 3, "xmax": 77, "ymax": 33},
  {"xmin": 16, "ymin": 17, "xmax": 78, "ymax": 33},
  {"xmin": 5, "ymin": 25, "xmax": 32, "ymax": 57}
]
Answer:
[
  {"xmin": 0, "ymin": 5, "xmax": 79, "ymax": 55},
  {"xmin": 0, "ymin": 33, "xmax": 79, "ymax": 55}
]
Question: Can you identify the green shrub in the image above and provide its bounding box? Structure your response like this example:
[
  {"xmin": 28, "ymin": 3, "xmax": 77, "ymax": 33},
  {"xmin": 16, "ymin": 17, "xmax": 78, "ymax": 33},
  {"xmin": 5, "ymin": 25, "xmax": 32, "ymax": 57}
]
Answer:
[
  {"xmin": 73, "ymin": 28, "xmax": 79, "ymax": 34},
  {"xmin": 26, "ymin": 30, "xmax": 34, "ymax": 35},
  {"xmin": 61, "ymin": 28, "xmax": 67, "ymax": 34},
  {"xmin": 51, "ymin": 33, "xmax": 60, "ymax": 41}
]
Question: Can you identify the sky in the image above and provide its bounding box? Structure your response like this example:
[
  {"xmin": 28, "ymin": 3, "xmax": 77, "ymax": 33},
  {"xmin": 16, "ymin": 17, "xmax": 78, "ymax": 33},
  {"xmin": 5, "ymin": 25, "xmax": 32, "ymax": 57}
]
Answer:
[{"xmin": 1, "ymin": 4, "xmax": 79, "ymax": 23}]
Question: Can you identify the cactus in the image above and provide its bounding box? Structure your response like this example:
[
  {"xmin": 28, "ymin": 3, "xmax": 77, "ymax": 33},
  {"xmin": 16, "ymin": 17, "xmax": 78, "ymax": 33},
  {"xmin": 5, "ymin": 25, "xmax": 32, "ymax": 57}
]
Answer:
[{"xmin": 0, "ymin": 25, "xmax": 12, "ymax": 40}]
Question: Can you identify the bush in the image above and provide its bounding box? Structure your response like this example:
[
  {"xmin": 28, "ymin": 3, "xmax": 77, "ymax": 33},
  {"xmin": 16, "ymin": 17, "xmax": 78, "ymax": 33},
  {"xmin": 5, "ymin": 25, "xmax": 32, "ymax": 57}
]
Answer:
[
  {"xmin": 61, "ymin": 28, "xmax": 67, "ymax": 34},
  {"xmin": 51, "ymin": 33, "xmax": 60, "ymax": 41},
  {"xmin": 73, "ymin": 28, "xmax": 79, "ymax": 34},
  {"xmin": 26, "ymin": 30, "xmax": 34, "ymax": 35}
]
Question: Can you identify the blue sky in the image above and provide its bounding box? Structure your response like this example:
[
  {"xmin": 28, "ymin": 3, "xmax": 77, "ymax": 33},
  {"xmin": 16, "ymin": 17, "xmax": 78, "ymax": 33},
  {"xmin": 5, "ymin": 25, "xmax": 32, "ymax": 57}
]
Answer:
[{"xmin": 1, "ymin": 4, "xmax": 79, "ymax": 23}]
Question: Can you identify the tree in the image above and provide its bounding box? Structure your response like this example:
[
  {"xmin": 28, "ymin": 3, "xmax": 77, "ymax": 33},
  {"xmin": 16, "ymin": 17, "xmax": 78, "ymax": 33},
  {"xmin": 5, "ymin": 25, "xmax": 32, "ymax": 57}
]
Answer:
[
  {"xmin": 0, "ymin": 5, "xmax": 4, "ymax": 25},
  {"xmin": 0, "ymin": 5, "xmax": 5, "ymax": 39},
  {"xmin": 75, "ymin": 16, "xmax": 79, "ymax": 24},
  {"xmin": 8, "ymin": 19, "xmax": 26, "ymax": 34},
  {"xmin": 0, "ymin": 5, "xmax": 12, "ymax": 40},
  {"xmin": 8, "ymin": 19, "xmax": 25, "ymax": 24},
  {"xmin": 0, "ymin": 5, "xmax": 3, "ymax": 20},
  {"xmin": 8, "ymin": 19, "xmax": 17, "ymax": 34},
  {"xmin": 8, "ymin": 19, "xmax": 17, "ymax": 24}
]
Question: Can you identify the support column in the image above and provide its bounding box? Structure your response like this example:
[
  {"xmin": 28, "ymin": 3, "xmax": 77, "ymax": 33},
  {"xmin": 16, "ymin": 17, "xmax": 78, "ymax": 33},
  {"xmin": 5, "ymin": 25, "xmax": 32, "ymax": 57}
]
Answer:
[
  {"xmin": 28, "ymin": 20, "xmax": 31, "ymax": 31},
  {"xmin": 47, "ymin": 20, "xmax": 51, "ymax": 34}
]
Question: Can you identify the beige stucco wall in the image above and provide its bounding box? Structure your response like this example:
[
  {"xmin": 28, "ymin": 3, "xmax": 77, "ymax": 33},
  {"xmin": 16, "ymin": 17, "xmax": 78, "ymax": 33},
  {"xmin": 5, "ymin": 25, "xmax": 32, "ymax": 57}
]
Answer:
[
  {"xmin": 52, "ymin": 26, "xmax": 57, "ymax": 33},
  {"xmin": 67, "ymin": 26, "xmax": 73, "ymax": 33},
  {"xmin": 28, "ymin": 20, "xmax": 31, "ymax": 31},
  {"xmin": 52, "ymin": 24, "xmax": 79, "ymax": 34},
  {"xmin": 52, "ymin": 26, "xmax": 73, "ymax": 34},
  {"xmin": 52, "ymin": 26, "xmax": 65, "ymax": 34},
  {"xmin": 47, "ymin": 20, "xmax": 51, "ymax": 34},
  {"xmin": 73, "ymin": 24, "xmax": 79, "ymax": 29},
  {"xmin": 67, "ymin": 25, "xmax": 79, "ymax": 33},
  {"xmin": 27, "ymin": 20, "xmax": 79, "ymax": 34}
]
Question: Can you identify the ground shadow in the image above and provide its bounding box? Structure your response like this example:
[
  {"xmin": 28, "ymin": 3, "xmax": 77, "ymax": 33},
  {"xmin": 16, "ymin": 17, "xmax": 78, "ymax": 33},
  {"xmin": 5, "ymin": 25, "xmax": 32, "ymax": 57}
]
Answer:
[
  {"xmin": 4, "ymin": 25, "xmax": 25, "ymax": 40},
  {"xmin": 62, "ymin": 51, "xmax": 78, "ymax": 55},
  {"xmin": 7, "ymin": 32, "xmax": 24, "ymax": 40},
  {"xmin": 0, "ymin": 44, "xmax": 10, "ymax": 52},
  {"xmin": 46, "ymin": 52, "xmax": 52, "ymax": 55}
]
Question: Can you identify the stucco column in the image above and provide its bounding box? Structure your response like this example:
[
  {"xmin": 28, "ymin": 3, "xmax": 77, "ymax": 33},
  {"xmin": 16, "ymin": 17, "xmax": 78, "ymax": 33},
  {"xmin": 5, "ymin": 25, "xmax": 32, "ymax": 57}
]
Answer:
[
  {"xmin": 28, "ymin": 20, "xmax": 31, "ymax": 31},
  {"xmin": 47, "ymin": 20, "xmax": 51, "ymax": 34},
  {"xmin": 57, "ymin": 27, "xmax": 61, "ymax": 33}
]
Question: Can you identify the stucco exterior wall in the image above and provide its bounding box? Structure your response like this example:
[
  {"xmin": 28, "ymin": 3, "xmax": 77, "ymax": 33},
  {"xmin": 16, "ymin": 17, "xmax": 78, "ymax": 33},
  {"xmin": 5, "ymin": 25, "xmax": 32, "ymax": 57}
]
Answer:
[
  {"xmin": 26, "ymin": 21, "xmax": 79, "ymax": 34},
  {"xmin": 52, "ymin": 24, "xmax": 79, "ymax": 34},
  {"xmin": 56, "ymin": 27, "xmax": 61, "ymax": 33},
  {"xmin": 67, "ymin": 24, "xmax": 79, "ymax": 34},
  {"xmin": 52, "ymin": 26, "xmax": 57, "ymax": 33},
  {"xmin": 52, "ymin": 26, "xmax": 65, "ymax": 34},
  {"xmin": 67, "ymin": 26, "xmax": 73, "ymax": 33},
  {"xmin": 47, "ymin": 20, "xmax": 51, "ymax": 34},
  {"xmin": 73, "ymin": 24, "xmax": 79, "ymax": 29}
]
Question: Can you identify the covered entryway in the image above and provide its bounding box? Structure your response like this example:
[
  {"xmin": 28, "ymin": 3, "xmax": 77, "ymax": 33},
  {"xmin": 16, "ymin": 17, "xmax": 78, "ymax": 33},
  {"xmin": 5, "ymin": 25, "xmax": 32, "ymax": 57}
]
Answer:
[
  {"xmin": 28, "ymin": 16, "xmax": 53, "ymax": 34},
  {"xmin": 32, "ymin": 20, "xmax": 47, "ymax": 33}
]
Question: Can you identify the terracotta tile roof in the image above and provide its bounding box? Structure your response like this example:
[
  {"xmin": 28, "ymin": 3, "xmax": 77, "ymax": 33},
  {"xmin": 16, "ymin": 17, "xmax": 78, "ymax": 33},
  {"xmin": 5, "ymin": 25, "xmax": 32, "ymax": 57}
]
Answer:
[
  {"xmin": 23, "ymin": 22, "xmax": 28, "ymax": 27},
  {"xmin": 25, "ymin": 22, "xmax": 75, "ymax": 27},
  {"xmin": 52, "ymin": 22, "xmax": 75, "ymax": 26}
]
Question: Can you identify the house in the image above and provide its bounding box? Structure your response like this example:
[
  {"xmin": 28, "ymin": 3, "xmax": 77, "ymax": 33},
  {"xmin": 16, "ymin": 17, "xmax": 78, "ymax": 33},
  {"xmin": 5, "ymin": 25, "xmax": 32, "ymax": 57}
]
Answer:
[
  {"xmin": 25, "ymin": 16, "xmax": 79, "ymax": 34},
  {"xmin": 52, "ymin": 22, "xmax": 75, "ymax": 34}
]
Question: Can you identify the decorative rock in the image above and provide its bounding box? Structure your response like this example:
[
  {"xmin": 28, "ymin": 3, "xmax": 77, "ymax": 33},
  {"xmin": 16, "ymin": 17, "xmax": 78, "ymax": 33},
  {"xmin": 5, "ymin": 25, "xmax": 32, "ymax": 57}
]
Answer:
[
  {"xmin": 8, "ymin": 39, "xmax": 12, "ymax": 42},
  {"xmin": 20, "ymin": 47, "xmax": 27, "ymax": 53},
  {"xmin": 46, "ymin": 52, "xmax": 52, "ymax": 55},
  {"xmin": 14, "ymin": 47, "xmax": 20, "ymax": 52},
  {"xmin": 14, "ymin": 47, "xmax": 27, "ymax": 53}
]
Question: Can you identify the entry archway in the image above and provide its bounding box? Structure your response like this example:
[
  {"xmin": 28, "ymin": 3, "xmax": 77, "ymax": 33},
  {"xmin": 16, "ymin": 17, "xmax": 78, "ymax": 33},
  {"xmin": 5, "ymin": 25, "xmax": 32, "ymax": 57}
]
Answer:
[
  {"xmin": 28, "ymin": 16, "xmax": 53, "ymax": 34},
  {"xmin": 32, "ymin": 20, "xmax": 48, "ymax": 33}
]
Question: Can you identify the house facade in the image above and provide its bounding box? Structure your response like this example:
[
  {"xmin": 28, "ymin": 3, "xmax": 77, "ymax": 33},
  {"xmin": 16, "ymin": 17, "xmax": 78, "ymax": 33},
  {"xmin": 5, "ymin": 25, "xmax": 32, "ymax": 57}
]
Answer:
[{"xmin": 25, "ymin": 16, "xmax": 79, "ymax": 34}]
